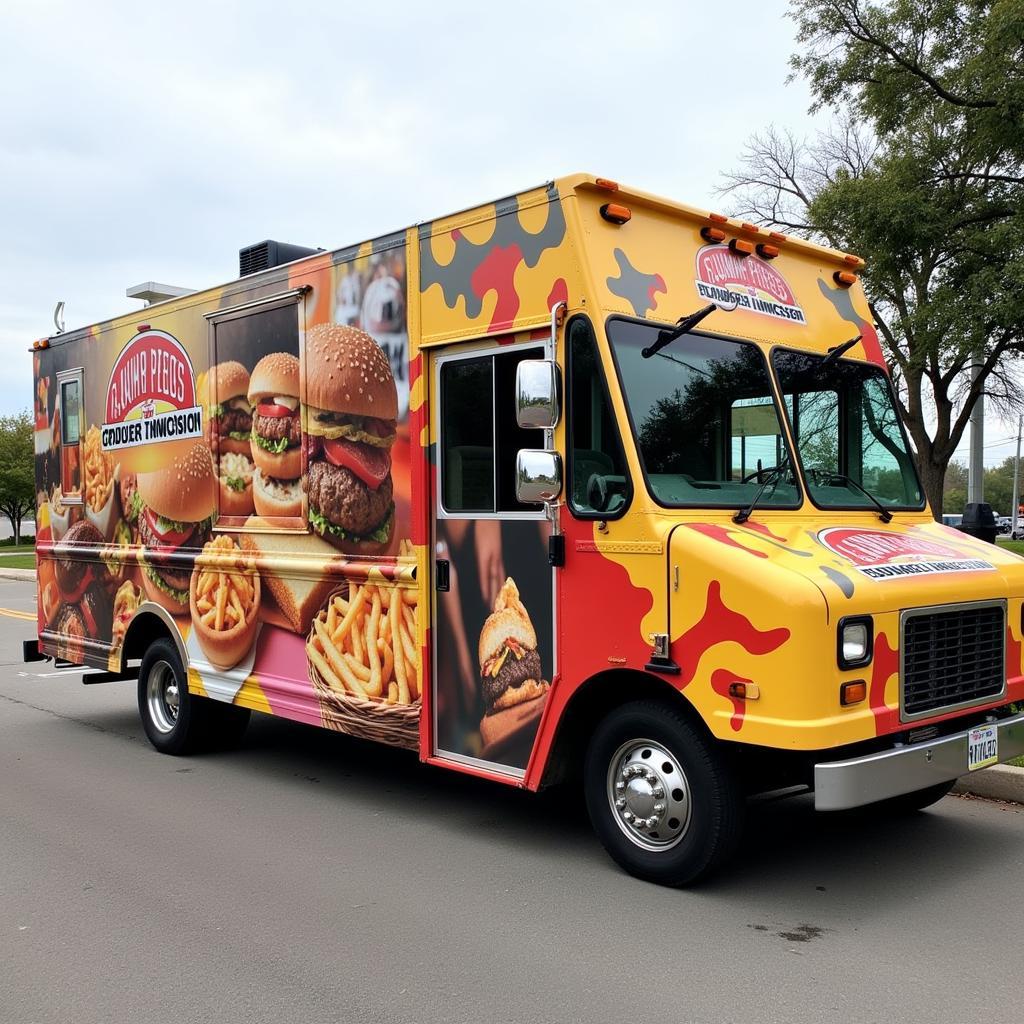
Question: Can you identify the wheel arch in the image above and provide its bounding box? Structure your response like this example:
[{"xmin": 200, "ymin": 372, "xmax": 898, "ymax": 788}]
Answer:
[
  {"xmin": 120, "ymin": 602, "xmax": 187, "ymax": 673},
  {"xmin": 537, "ymin": 669, "xmax": 709, "ymax": 788}
]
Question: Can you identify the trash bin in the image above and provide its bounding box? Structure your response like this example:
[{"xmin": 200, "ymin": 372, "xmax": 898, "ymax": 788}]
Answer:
[{"xmin": 959, "ymin": 502, "xmax": 998, "ymax": 544}]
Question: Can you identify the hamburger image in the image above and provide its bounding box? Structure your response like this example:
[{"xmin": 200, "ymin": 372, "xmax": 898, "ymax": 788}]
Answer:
[
  {"xmin": 217, "ymin": 450, "xmax": 255, "ymax": 517},
  {"xmin": 136, "ymin": 441, "xmax": 217, "ymax": 614},
  {"xmin": 478, "ymin": 578, "xmax": 548, "ymax": 757},
  {"xmin": 303, "ymin": 323, "xmax": 397, "ymax": 554},
  {"xmin": 210, "ymin": 361, "xmax": 253, "ymax": 457},
  {"xmin": 248, "ymin": 352, "xmax": 302, "ymax": 517}
]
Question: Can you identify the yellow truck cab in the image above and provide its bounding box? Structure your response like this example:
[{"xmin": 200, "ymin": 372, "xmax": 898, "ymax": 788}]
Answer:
[{"xmin": 29, "ymin": 174, "xmax": 1024, "ymax": 886}]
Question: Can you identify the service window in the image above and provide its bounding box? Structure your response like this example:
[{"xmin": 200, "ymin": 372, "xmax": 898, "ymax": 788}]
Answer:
[
  {"xmin": 567, "ymin": 318, "xmax": 631, "ymax": 517},
  {"xmin": 58, "ymin": 370, "xmax": 83, "ymax": 502},
  {"xmin": 207, "ymin": 297, "xmax": 304, "ymax": 530},
  {"xmin": 440, "ymin": 346, "xmax": 544, "ymax": 515}
]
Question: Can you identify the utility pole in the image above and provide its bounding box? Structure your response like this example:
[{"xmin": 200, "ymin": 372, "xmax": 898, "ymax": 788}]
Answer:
[
  {"xmin": 1012, "ymin": 415, "xmax": 1022, "ymax": 540},
  {"xmin": 968, "ymin": 353, "xmax": 984, "ymax": 504}
]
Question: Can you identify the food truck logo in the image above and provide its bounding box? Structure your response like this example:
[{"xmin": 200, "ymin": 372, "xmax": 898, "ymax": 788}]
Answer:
[
  {"xmin": 101, "ymin": 330, "xmax": 203, "ymax": 451},
  {"xmin": 695, "ymin": 245, "xmax": 806, "ymax": 325},
  {"xmin": 817, "ymin": 527, "xmax": 993, "ymax": 579}
]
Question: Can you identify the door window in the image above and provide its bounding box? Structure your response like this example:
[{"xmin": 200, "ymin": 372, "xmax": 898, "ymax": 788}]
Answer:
[{"xmin": 58, "ymin": 371, "xmax": 83, "ymax": 502}]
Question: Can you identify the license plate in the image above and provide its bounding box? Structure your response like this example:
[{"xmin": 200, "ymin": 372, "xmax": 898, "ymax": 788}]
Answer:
[{"xmin": 968, "ymin": 725, "xmax": 998, "ymax": 771}]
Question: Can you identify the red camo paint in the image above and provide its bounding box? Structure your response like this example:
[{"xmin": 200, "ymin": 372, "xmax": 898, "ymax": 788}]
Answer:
[
  {"xmin": 1006, "ymin": 625, "xmax": 1023, "ymax": 685},
  {"xmin": 471, "ymin": 242, "xmax": 524, "ymax": 332},
  {"xmin": 648, "ymin": 273, "xmax": 667, "ymax": 310},
  {"xmin": 675, "ymin": 580, "xmax": 790, "ymax": 687},
  {"xmin": 685, "ymin": 522, "xmax": 768, "ymax": 559},
  {"xmin": 710, "ymin": 668, "xmax": 752, "ymax": 731},
  {"xmin": 859, "ymin": 321, "xmax": 886, "ymax": 370},
  {"xmin": 547, "ymin": 278, "xmax": 569, "ymax": 310},
  {"xmin": 869, "ymin": 632, "xmax": 900, "ymax": 734}
]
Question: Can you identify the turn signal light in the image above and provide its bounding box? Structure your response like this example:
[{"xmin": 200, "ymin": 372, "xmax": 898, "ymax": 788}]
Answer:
[
  {"xmin": 833, "ymin": 270, "xmax": 858, "ymax": 287},
  {"xmin": 757, "ymin": 243, "xmax": 780, "ymax": 259},
  {"xmin": 600, "ymin": 203, "xmax": 632, "ymax": 225},
  {"xmin": 728, "ymin": 681, "xmax": 760, "ymax": 700},
  {"xmin": 840, "ymin": 680, "xmax": 867, "ymax": 706},
  {"xmin": 701, "ymin": 226, "xmax": 727, "ymax": 243},
  {"xmin": 729, "ymin": 238, "xmax": 755, "ymax": 257}
]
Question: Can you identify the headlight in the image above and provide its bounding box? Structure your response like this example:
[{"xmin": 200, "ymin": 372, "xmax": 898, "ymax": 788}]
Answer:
[{"xmin": 838, "ymin": 616, "xmax": 873, "ymax": 668}]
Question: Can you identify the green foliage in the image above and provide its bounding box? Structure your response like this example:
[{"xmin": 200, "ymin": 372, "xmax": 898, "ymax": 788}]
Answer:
[
  {"xmin": 0, "ymin": 410, "xmax": 35, "ymax": 544},
  {"xmin": 944, "ymin": 456, "xmax": 1023, "ymax": 516}
]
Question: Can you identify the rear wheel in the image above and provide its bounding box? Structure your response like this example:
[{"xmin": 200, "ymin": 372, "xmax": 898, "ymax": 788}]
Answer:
[
  {"xmin": 584, "ymin": 700, "xmax": 744, "ymax": 886},
  {"xmin": 137, "ymin": 639, "xmax": 250, "ymax": 754}
]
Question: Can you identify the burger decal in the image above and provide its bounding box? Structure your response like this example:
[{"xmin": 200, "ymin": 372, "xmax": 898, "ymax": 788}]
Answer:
[
  {"xmin": 303, "ymin": 324, "xmax": 397, "ymax": 555},
  {"xmin": 248, "ymin": 352, "xmax": 303, "ymax": 518}
]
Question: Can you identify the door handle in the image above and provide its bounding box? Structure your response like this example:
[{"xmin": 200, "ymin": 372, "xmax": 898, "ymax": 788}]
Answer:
[{"xmin": 436, "ymin": 559, "xmax": 450, "ymax": 592}]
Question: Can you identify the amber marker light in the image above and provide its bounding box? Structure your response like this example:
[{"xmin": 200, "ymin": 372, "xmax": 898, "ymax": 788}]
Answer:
[
  {"xmin": 840, "ymin": 680, "xmax": 867, "ymax": 706},
  {"xmin": 729, "ymin": 238, "xmax": 755, "ymax": 257},
  {"xmin": 137, "ymin": 323, "xmax": 151, "ymax": 332},
  {"xmin": 701, "ymin": 226, "xmax": 727, "ymax": 243},
  {"xmin": 728, "ymin": 682, "xmax": 760, "ymax": 700},
  {"xmin": 843, "ymin": 254, "xmax": 862, "ymax": 266},
  {"xmin": 708, "ymin": 212, "xmax": 728, "ymax": 223},
  {"xmin": 600, "ymin": 203, "xmax": 632, "ymax": 225},
  {"xmin": 757, "ymin": 243, "xmax": 780, "ymax": 259},
  {"xmin": 769, "ymin": 231, "xmax": 787, "ymax": 242},
  {"xmin": 595, "ymin": 177, "xmax": 619, "ymax": 191},
  {"xmin": 833, "ymin": 270, "xmax": 858, "ymax": 287}
]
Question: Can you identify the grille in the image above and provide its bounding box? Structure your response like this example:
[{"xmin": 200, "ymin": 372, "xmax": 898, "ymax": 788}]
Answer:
[
  {"xmin": 239, "ymin": 241, "xmax": 270, "ymax": 277},
  {"xmin": 902, "ymin": 603, "xmax": 1004, "ymax": 718}
]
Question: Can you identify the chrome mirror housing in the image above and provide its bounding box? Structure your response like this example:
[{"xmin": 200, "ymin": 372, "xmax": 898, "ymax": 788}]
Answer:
[
  {"xmin": 516, "ymin": 360, "xmax": 561, "ymax": 430},
  {"xmin": 516, "ymin": 449, "xmax": 562, "ymax": 504}
]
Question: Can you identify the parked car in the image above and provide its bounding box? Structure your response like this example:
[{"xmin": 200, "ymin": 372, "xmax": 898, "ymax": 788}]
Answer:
[{"xmin": 942, "ymin": 513, "xmax": 963, "ymax": 528}]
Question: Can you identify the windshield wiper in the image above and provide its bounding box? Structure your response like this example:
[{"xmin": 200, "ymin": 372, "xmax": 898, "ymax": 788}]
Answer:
[
  {"xmin": 812, "ymin": 469, "xmax": 893, "ymax": 523},
  {"xmin": 814, "ymin": 334, "xmax": 862, "ymax": 376},
  {"xmin": 733, "ymin": 455, "xmax": 792, "ymax": 525},
  {"xmin": 642, "ymin": 303, "xmax": 718, "ymax": 359}
]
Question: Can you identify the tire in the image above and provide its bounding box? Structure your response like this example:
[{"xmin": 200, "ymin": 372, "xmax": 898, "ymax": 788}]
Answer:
[
  {"xmin": 138, "ymin": 639, "xmax": 253, "ymax": 755},
  {"xmin": 138, "ymin": 638, "xmax": 204, "ymax": 755},
  {"xmin": 872, "ymin": 779, "xmax": 956, "ymax": 814},
  {"xmin": 584, "ymin": 700, "xmax": 744, "ymax": 887}
]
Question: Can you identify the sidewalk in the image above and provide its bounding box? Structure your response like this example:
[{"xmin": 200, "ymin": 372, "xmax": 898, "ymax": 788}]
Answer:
[
  {"xmin": 0, "ymin": 567, "xmax": 36, "ymax": 582},
  {"xmin": 954, "ymin": 764, "xmax": 1024, "ymax": 805}
]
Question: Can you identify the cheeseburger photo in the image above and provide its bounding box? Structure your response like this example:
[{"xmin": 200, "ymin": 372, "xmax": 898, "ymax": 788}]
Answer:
[
  {"xmin": 478, "ymin": 577, "xmax": 548, "ymax": 751},
  {"xmin": 303, "ymin": 323, "xmax": 397, "ymax": 554},
  {"xmin": 136, "ymin": 441, "xmax": 217, "ymax": 614},
  {"xmin": 210, "ymin": 360, "xmax": 253, "ymax": 457},
  {"xmin": 248, "ymin": 352, "xmax": 302, "ymax": 517}
]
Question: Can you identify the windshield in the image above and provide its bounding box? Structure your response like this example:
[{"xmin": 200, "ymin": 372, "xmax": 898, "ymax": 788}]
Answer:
[
  {"xmin": 773, "ymin": 349, "xmax": 924, "ymax": 510},
  {"xmin": 607, "ymin": 319, "xmax": 799, "ymax": 509}
]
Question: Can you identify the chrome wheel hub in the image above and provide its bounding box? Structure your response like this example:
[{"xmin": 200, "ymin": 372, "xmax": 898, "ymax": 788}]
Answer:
[
  {"xmin": 607, "ymin": 739, "xmax": 691, "ymax": 851},
  {"xmin": 147, "ymin": 661, "xmax": 180, "ymax": 735}
]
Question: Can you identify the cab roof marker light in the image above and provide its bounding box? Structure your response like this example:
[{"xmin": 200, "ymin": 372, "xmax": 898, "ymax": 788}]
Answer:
[
  {"xmin": 769, "ymin": 231, "xmax": 787, "ymax": 242},
  {"xmin": 708, "ymin": 212, "xmax": 729, "ymax": 223},
  {"xmin": 729, "ymin": 238, "xmax": 755, "ymax": 257},
  {"xmin": 595, "ymin": 178, "xmax": 619, "ymax": 191},
  {"xmin": 701, "ymin": 226, "xmax": 727, "ymax": 243},
  {"xmin": 843, "ymin": 254, "xmax": 862, "ymax": 266},
  {"xmin": 740, "ymin": 222, "xmax": 760, "ymax": 234},
  {"xmin": 600, "ymin": 203, "xmax": 631, "ymax": 225},
  {"xmin": 833, "ymin": 270, "xmax": 858, "ymax": 287},
  {"xmin": 756, "ymin": 243, "xmax": 780, "ymax": 260}
]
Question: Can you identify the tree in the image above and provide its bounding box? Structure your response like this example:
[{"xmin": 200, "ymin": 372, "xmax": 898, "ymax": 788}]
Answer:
[
  {"xmin": 0, "ymin": 411, "xmax": 36, "ymax": 544},
  {"xmin": 719, "ymin": 0, "xmax": 1024, "ymax": 516}
]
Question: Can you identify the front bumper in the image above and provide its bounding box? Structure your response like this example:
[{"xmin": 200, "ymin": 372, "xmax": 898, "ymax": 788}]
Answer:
[{"xmin": 814, "ymin": 712, "xmax": 1024, "ymax": 811}]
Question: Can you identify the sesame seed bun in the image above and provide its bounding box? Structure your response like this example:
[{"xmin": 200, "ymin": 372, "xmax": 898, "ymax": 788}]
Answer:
[
  {"xmin": 249, "ymin": 351, "xmax": 299, "ymax": 403},
  {"xmin": 213, "ymin": 360, "xmax": 249, "ymax": 402},
  {"xmin": 304, "ymin": 324, "xmax": 397, "ymax": 420},
  {"xmin": 136, "ymin": 441, "xmax": 217, "ymax": 523}
]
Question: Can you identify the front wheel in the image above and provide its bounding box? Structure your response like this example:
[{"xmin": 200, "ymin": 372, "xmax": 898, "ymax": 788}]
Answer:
[{"xmin": 584, "ymin": 700, "xmax": 744, "ymax": 886}]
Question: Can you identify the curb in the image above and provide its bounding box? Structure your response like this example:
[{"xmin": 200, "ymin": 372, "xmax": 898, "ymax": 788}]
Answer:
[
  {"xmin": 0, "ymin": 568, "xmax": 36, "ymax": 582},
  {"xmin": 954, "ymin": 764, "xmax": 1024, "ymax": 804}
]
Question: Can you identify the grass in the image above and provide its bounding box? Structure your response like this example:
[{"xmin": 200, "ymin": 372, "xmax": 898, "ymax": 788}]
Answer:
[
  {"xmin": 0, "ymin": 543, "xmax": 37, "ymax": 555},
  {"xmin": 0, "ymin": 553, "xmax": 36, "ymax": 569},
  {"xmin": 996, "ymin": 538, "xmax": 1024, "ymax": 555}
]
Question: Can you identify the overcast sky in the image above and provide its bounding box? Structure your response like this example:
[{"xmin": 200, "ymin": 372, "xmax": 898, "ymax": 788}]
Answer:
[{"xmin": 2, "ymin": 0, "xmax": 1015, "ymax": 465}]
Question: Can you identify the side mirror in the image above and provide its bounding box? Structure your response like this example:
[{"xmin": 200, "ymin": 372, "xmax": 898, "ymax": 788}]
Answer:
[
  {"xmin": 516, "ymin": 449, "xmax": 562, "ymax": 504},
  {"xmin": 516, "ymin": 360, "xmax": 561, "ymax": 430}
]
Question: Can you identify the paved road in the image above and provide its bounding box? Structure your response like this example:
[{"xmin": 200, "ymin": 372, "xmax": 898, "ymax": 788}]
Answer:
[{"xmin": 0, "ymin": 578, "xmax": 1019, "ymax": 1024}]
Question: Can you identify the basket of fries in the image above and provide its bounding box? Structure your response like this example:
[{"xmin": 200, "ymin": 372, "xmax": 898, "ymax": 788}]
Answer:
[{"xmin": 306, "ymin": 578, "xmax": 421, "ymax": 751}]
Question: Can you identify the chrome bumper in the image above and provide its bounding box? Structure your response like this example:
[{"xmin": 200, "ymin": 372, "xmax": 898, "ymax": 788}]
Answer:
[{"xmin": 814, "ymin": 712, "xmax": 1024, "ymax": 811}]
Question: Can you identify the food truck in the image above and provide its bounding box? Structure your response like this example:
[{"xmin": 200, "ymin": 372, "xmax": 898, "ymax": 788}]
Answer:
[{"xmin": 28, "ymin": 174, "xmax": 1024, "ymax": 886}]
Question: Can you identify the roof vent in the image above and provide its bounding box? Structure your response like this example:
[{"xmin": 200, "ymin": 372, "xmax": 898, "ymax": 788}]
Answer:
[{"xmin": 239, "ymin": 240, "xmax": 322, "ymax": 277}]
